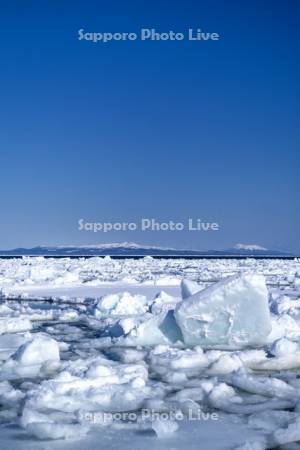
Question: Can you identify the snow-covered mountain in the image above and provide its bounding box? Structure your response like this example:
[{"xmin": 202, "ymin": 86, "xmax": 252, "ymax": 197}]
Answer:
[
  {"xmin": 224, "ymin": 244, "xmax": 290, "ymax": 256},
  {"xmin": 234, "ymin": 244, "xmax": 268, "ymax": 251},
  {"xmin": 55, "ymin": 242, "xmax": 176, "ymax": 251},
  {"xmin": 0, "ymin": 242, "xmax": 293, "ymax": 257}
]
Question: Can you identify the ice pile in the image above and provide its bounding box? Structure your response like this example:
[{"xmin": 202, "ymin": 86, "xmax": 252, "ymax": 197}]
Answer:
[
  {"xmin": 0, "ymin": 334, "xmax": 60, "ymax": 380},
  {"xmin": 21, "ymin": 357, "xmax": 150, "ymax": 439},
  {"xmin": 92, "ymin": 292, "xmax": 149, "ymax": 317},
  {"xmin": 0, "ymin": 317, "xmax": 32, "ymax": 335},
  {"xmin": 104, "ymin": 273, "xmax": 272, "ymax": 350}
]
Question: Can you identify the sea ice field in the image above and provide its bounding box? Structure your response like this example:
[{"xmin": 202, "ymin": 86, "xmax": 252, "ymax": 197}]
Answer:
[{"xmin": 1, "ymin": 256, "xmax": 300, "ymax": 450}]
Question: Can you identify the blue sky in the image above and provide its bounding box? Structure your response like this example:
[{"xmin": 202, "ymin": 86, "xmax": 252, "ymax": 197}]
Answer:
[{"xmin": 0, "ymin": 0, "xmax": 299, "ymax": 252}]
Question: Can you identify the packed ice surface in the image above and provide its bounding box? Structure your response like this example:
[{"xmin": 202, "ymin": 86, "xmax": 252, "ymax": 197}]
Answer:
[
  {"xmin": 0, "ymin": 256, "xmax": 300, "ymax": 449},
  {"xmin": 175, "ymin": 273, "xmax": 271, "ymax": 348}
]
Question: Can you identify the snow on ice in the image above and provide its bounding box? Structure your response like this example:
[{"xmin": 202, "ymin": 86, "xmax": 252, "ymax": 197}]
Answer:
[{"xmin": 0, "ymin": 256, "xmax": 300, "ymax": 449}]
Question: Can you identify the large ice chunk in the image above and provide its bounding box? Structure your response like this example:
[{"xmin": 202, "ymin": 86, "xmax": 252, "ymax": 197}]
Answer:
[
  {"xmin": 13, "ymin": 334, "xmax": 60, "ymax": 365},
  {"xmin": 175, "ymin": 273, "xmax": 271, "ymax": 348}
]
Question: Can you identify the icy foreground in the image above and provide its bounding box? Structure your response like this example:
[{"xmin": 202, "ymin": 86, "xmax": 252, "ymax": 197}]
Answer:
[{"xmin": 0, "ymin": 256, "xmax": 300, "ymax": 449}]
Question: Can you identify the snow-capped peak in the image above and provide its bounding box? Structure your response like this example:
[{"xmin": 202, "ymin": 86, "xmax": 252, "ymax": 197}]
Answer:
[{"xmin": 234, "ymin": 244, "xmax": 268, "ymax": 251}]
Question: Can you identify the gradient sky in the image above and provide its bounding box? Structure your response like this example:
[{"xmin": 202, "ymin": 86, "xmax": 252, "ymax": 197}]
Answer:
[{"xmin": 0, "ymin": 0, "xmax": 299, "ymax": 252}]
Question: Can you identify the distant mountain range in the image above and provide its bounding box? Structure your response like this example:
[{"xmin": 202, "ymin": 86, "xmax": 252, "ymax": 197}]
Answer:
[{"xmin": 0, "ymin": 242, "xmax": 293, "ymax": 257}]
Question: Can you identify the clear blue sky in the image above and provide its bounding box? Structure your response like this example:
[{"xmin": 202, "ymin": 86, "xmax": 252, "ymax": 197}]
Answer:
[{"xmin": 0, "ymin": 0, "xmax": 299, "ymax": 252}]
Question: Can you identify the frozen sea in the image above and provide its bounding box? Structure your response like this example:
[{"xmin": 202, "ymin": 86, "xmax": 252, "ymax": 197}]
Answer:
[{"xmin": 0, "ymin": 256, "xmax": 300, "ymax": 450}]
